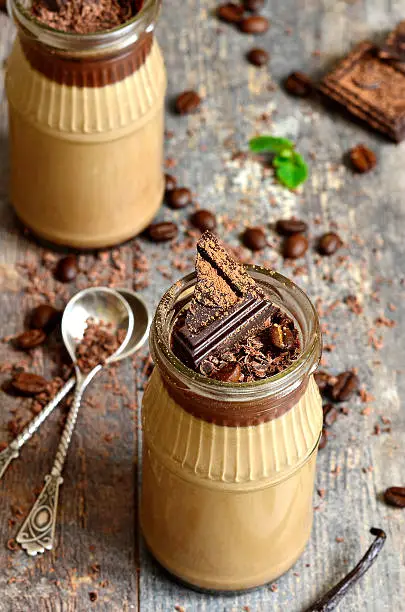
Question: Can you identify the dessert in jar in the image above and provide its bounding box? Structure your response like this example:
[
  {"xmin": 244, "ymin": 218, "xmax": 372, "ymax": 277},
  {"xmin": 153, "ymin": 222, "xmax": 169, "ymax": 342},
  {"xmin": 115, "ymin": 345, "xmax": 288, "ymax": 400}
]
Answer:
[
  {"xmin": 141, "ymin": 232, "xmax": 323, "ymax": 592},
  {"xmin": 6, "ymin": 0, "xmax": 166, "ymax": 248}
]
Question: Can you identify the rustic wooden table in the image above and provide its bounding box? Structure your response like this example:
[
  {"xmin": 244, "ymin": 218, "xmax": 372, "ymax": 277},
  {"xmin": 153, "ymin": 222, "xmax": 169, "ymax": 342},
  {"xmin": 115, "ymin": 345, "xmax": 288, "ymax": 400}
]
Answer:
[{"xmin": 0, "ymin": 1, "xmax": 404, "ymax": 610}]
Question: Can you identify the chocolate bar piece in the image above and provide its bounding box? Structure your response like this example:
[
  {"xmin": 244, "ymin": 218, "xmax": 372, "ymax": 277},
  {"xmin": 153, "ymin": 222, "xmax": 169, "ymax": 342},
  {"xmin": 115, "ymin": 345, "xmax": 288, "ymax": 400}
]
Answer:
[
  {"xmin": 173, "ymin": 296, "xmax": 276, "ymax": 368},
  {"xmin": 379, "ymin": 21, "xmax": 405, "ymax": 71},
  {"xmin": 172, "ymin": 231, "xmax": 276, "ymax": 369},
  {"xmin": 319, "ymin": 41, "xmax": 405, "ymax": 142}
]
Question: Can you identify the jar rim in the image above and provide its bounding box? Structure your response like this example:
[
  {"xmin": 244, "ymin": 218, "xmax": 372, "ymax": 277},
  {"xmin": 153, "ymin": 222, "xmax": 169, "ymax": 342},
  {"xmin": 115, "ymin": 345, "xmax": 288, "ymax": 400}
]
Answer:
[
  {"xmin": 151, "ymin": 266, "xmax": 321, "ymax": 401},
  {"xmin": 8, "ymin": 0, "xmax": 160, "ymax": 51}
]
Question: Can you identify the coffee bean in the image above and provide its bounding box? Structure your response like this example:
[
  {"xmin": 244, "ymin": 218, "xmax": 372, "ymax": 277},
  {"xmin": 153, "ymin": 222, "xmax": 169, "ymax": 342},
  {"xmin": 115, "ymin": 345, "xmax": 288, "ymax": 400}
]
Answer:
[
  {"xmin": 212, "ymin": 362, "xmax": 242, "ymax": 382},
  {"xmin": 190, "ymin": 210, "xmax": 217, "ymax": 232},
  {"xmin": 349, "ymin": 144, "xmax": 377, "ymax": 173},
  {"xmin": 242, "ymin": 227, "xmax": 266, "ymax": 251},
  {"xmin": 275, "ymin": 218, "xmax": 308, "ymax": 236},
  {"xmin": 247, "ymin": 48, "xmax": 269, "ymax": 66},
  {"xmin": 283, "ymin": 234, "xmax": 308, "ymax": 259},
  {"xmin": 318, "ymin": 232, "xmax": 342, "ymax": 256},
  {"xmin": 164, "ymin": 174, "xmax": 177, "ymax": 192},
  {"xmin": 323, "ymin": 403, "xmax": 338, "ymax": 427},
  {"xmin": 384, "ymin": 486, "xmax": 405, "ymax": 508},
  {"xmin": 167, "ymin": 187, "xmax": 192, "ymax": 209},
  {"xmin": 243, "ymin": 0, "xmax": 265, "ymax": 12},
  {"xmin": 331, "ymin": 371, "xmax": 359, "ymax": 402},
  {"xmin": 55, "ymin": 255, "xmax": 78, "ymax": 283},
  {"xmin": 15, "ymin": 329, "xmax": 47, "ymax": 350},
  {"xmin": 269, "ymin": 324, "xmax": 294, "ymax": 350},
  {"xmin": 148, "ymin": 222, "xmax": 178, "ymax": 242},
  {"xmin": 175, "ymin": 90, "xmax": 201, "ymax": 115},
  {"xmin": 11, "ymin": 372, "xmax": 48, "ymax": 396},
  {"xmin": 284, "ymin": 71, "xmax": 313, "ymax": 97},
  {"xmin": 30, "ymin": 304, "xmax": 59, "ymax": 331},
  {"xmin": 314, "ymin": 370, "xmax": 332, "ymax": 394},
  {"xmin": 239, "ymin": 15, "xmax": 269, "ymax": 34},
  {"xmin": 217, "ymin": 2, "xmax": 244, "ymax": 23}
]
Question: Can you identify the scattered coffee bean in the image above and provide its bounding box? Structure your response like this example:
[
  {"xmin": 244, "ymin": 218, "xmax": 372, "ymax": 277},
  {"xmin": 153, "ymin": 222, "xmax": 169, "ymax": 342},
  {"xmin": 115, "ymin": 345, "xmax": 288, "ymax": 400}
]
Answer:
[
  {"xmin": 6, "ymin": 538, "xmax": 18, "ymax": 552},
  {"xmin": 190, "ymin": 210, "xmax": 217, "ymax": 232},
  {"xmin": 11, "ymin": 372, "xmax": 48, "ymax": 396},
  {"xmin": 164, "ymin": 174, "xmax": 177, "ymax": 192},
  {"xmin": 383, "ymin": 486, "xmax": 405, "ymax": 508},
  {"xmin": 323, "ymin": 403, "xmax": 338, "ymax": 427},
  {"xmin": 15, "ymin": 329, "xmax": 47, "ymax": 350},
  {"xmin": 55, "ymin": 255, "xmax": 78, "ymax": 283},
  {"xmin": 284, "ymin": 71, "xmax": 313, "ymax": 97},
  {"xmin": 167, "ymin": 187, "xmax": 192, "ymax": 209},
  {"xmin": 247, "ymin": 47, "xmax": 269, "ymax": 66},
  {"xmin": 89, "ymin": 591, "xmax": 98, "ymax": 603},
  {"xmin": 319, "ymin": 428, "xmax": 328, "ymax": 450},
  {"xmin": 242, "ymin": 227, "xmax": 266, "ymax": 251},
  {"xmin": 175, "ymin": 90, "xmax": 201, "ymax": 115},
  {"xmin": 276, "ymin": 218, "xmax": 308, "ymax": 236},
  {"xmin": 148, "ymin": 222, "xmax": 178, "ymax": 242},
  {"xmin": 239, "ymin": 15, "xmax": 269, "ymax": 34},
  {"xmin": 30, "ymin": 304, "xmax": 59, "ymax": 331},
  {"xmin": 269, "ymin": 324, "xmax": 294, "ymax": 350},
  {"xmin": 217, "ymin": 2, "xmax": 244, "ymax": 23},
  {"xmin": 349, "ymin": 144, "xmax": 377, "ymax": 174},
  {"xmin": 283, "ymin": 234, "xmax": 308, "ymax": 259},
  {"xmin": 331, "ymin": 371, "xmax": 359, "ymax": 402},
  {"xmin": 318, "ymin": 232, "xmax": 342, "ymax": 256},
  {"xmin": 212, "ymin": 362, "xmax": 242, "ymax": 382},
  {"xmin": 243, "ymin": 0, "xmax": 265, "ymax": 11},
  {"xmin": 314, "ymin": 370, "xmax": 332, "ymax": 394}
]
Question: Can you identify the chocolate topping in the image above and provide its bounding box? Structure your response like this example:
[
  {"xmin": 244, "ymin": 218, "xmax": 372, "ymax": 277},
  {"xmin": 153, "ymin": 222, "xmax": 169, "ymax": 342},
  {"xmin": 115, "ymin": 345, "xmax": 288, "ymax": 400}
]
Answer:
[
  {"xmin": 171, "ymin": 232, "xmax": 301, "ymax": 381},
  {"xmin": 31, "ymin": 0, "xmax": 141, "ymax": 34},
  {"xmin": 186, "ymin": 231, "xmax": 262, "ymax": 334}
]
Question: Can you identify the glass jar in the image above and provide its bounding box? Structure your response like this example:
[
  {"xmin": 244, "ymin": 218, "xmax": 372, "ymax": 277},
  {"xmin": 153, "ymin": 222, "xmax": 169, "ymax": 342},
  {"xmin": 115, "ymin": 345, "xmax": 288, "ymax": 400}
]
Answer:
[
  {"xmin": 141, "ymin": 267, "xmax": 323, "ymax": 592},
  {"xmin": 6, "ymin": 0, "xmax": 166, "ymax": 248}
]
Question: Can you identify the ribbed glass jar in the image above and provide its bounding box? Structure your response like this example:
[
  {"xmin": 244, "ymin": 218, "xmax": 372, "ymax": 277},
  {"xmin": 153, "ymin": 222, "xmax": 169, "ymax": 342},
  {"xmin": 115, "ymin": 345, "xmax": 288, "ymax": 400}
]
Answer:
[
  {"xmin": 141, "ymin": 267, "xmax": 323, "ymax": 592},
  {"xmin": 6, "ymin": 0, "xmax": 166, "ymax": 248}
]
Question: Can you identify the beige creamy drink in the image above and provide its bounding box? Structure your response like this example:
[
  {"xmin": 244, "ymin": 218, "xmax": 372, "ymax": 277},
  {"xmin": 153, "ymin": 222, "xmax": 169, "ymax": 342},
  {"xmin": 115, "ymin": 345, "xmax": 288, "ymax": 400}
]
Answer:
[
  {"xmin": 141, "ymin": 235, "xmax": 323, "ymax": 592},
  {"xmin": 6, "ymin": 0, "xmax": 166, "ymax": 248}
]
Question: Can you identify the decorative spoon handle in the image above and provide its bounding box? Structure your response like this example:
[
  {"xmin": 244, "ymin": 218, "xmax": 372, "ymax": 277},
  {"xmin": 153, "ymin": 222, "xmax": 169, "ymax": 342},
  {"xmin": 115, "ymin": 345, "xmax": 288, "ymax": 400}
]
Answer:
[
  {"xmin": 0, "ymin": 377, "xmax": 75, "ymax": 482},
  {"xmin": 16, "ymin": 369, "xmax": 99, "ymax": 556}
]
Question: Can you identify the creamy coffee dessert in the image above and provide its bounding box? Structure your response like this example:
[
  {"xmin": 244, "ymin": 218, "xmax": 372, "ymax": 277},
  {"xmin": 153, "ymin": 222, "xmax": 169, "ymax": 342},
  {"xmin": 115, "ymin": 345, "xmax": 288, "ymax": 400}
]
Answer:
[
  {"xmin": 141, "ymin": 232, "xmax": 323, "ymax": 591},
  {"xmin": 6, "ymin": 0, "xmax": 166, "ymax": 248}
]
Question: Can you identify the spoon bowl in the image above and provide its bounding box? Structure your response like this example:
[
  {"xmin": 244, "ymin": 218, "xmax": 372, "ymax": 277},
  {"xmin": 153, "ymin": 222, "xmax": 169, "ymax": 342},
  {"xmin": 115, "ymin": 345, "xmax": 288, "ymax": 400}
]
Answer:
[
  {"xmin": 61, "ymin": 287, "xmax": 134, "ymax": 367},
  {"xmin": 115, "ymin": 288, "xmax": 151, "ymax": 360}
]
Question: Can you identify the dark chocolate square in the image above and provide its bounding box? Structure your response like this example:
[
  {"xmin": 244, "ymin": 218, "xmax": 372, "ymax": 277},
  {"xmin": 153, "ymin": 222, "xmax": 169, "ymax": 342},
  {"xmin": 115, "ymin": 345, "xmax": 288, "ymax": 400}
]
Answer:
[{"xmin": 320, "ymin": 41, "xmax": 405, "ymax": 141}]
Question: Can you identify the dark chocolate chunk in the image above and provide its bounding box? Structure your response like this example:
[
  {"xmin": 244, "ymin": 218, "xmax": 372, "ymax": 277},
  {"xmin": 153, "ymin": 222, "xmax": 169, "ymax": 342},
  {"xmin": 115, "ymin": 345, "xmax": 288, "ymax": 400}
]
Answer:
[
  {"xmin": 320, "ymin": 41, "xmax": 405, "ymax": 142},
  {"xmin": 212, "ymin": 362, "xmax": 242, "ymax": 382},
  {"xmin": 379, "ymin": 21, "xmax": 405, "ymax": 65}
]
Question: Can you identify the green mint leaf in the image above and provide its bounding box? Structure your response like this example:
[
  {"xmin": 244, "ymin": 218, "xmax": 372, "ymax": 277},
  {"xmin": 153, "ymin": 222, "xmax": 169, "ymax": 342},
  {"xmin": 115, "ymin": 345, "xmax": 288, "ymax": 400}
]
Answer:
[
  {"xmin": 273, "ymin": 147, "xmax": 294, "ymax": 163},
  {"xmin": 274, "ymin": 151, "xmax": 308, "ymax": 189},
  {"xmin": 249, "ymin": 136, "xmax": 294, "ymax": 155}
]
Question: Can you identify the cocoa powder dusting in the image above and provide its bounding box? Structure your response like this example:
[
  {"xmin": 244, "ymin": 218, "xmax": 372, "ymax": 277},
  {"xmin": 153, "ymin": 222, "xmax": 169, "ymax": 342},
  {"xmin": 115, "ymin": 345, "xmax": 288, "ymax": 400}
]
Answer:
[
  {"xmin": 75, "ymin": 319, "xmax": 125, "ymax": 373},
  {"xmin": 31, "ymin": 0, "xmax": 138, "ymax": 34}
]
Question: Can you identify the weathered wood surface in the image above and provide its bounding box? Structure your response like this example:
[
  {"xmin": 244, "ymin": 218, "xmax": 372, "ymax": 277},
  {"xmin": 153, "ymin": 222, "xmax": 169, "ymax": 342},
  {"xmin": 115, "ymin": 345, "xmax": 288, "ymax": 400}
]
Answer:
[{"xmin": 0, "ymin": 1, "xmax": 404, "ymax": 610}]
